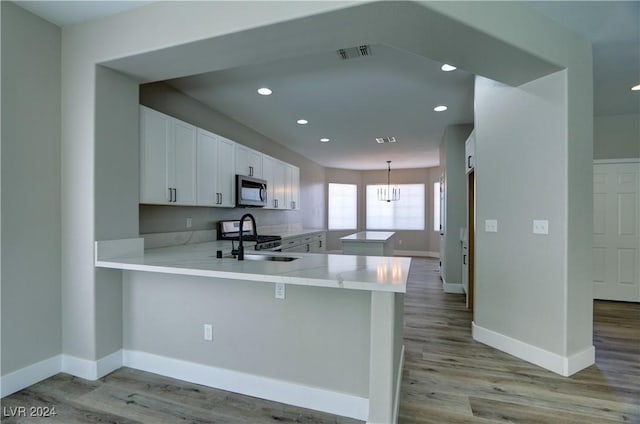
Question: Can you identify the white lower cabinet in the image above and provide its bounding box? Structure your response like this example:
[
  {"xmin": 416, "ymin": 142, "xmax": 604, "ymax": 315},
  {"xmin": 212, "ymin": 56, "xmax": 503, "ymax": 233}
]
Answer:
[
  {"xmin": 196, "ymin": 129, "xmax": 236, "ymax": 207},
  {"xmin": 281, "ymin": 232, "xmax": 326, "ymax": 253},
  {"xmin": 140, "ymin": 106, "xmax": 196, "ymax": 205}
]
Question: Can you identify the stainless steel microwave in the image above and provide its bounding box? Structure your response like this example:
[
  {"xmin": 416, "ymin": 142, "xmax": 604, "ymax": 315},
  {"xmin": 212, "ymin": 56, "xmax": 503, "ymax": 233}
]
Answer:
[{"xmin": 236, "ymin": 175, "xmax": 267, "ymax": 207}]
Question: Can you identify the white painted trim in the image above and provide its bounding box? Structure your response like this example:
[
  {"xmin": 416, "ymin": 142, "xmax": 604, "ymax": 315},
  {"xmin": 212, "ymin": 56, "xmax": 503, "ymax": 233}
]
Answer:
[
  {"xmin": 96, "ymin": 350, "xmax": 123, "ymax": 378},
  {"xmin": 0, "ymin": 355, "xmax": 61, "ymax": 398},
  {"xmin": 394, "ymin": 250, "xmax": 439, "ymax": 258},
  {"xmin": 472, "ymin": 322, "xmax": 595, "ymax": 376},
  {"xmin": 593, "ymin": 158, "xmax": 640, "ymax": 164},
  {"xmin": 392, "ymin": 345, "xmax": 405, "ymax": 424},
  {"xmin": 441, "ymin": 277, "xmax": 465, "ymax": 294},
  {"xmin": 61, "ymin": 350, "xmax": 123, "ymax": 381},
  {"xmin": 123, "ymin": 350, "xmax": 369, "ymax": 421}
]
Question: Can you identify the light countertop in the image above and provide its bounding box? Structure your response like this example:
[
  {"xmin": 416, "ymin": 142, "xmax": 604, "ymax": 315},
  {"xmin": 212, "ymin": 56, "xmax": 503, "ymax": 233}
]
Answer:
[
  {"xmin": 340, "ymin": 231, "xmax": 396, "ymax": 243},
  {"xmin": 95, "ymin": 238, "xmax": 408, "ymax": 293}
]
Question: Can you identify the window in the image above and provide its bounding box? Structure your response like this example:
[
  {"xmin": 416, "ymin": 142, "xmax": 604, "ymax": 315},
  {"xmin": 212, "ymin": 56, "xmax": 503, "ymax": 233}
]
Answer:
[
  {"xmin": 328, "ymin": 183, "xmax": 357, "ymax": 230},
  {"xmin": 366, "ymin": 184, "xmax": 425, "ymax": 230},
  {"xmin": 434, "ymin": 182, "xmax": 441, "ymax": 231}
]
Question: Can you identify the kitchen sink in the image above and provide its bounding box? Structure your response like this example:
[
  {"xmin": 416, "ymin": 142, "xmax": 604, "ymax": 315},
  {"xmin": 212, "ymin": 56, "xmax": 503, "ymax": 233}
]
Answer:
[{"xmin": 220, "ymin": 254, "xmax": 298, "ymax": 262}]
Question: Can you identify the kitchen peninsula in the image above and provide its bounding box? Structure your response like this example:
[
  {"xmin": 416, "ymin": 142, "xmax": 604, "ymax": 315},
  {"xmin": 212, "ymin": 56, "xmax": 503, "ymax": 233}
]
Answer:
[{"xmin": 95, "ymin": 238, "xmax": 409, "ymax": 423}]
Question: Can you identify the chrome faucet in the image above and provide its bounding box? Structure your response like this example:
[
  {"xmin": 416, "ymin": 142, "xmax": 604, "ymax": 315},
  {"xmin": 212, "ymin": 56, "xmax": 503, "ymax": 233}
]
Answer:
[{"xmin": 232, "ymin": 213, "xmax": 257, "ymax": 261}]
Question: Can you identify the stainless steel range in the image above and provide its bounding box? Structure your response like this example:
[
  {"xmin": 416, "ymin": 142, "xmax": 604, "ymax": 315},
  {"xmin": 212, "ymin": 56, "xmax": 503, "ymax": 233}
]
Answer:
[{"xmin": 217, "ymin": 220, "xmax": 282, "ymax": 251}]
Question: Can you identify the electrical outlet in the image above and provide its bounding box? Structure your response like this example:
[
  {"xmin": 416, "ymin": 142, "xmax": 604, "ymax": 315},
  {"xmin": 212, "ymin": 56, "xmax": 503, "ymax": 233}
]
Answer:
[
  {"xmin": 275, "ymin": 283, "xmax": 285, "ymax": 299},
  {"xmin": 533, "ymin": 220, "xmax": 549, "ymax": 235},
  {"xmin": 186, "ymin": 217, "xmax": 193, "ymax": 228},
  {"xmin": 485, "ymin": 219, "xmax": 498, "ymax": 233},
  {"xmin": 203, "ymin": 324, "xmax": 213, "ymax": 341}
]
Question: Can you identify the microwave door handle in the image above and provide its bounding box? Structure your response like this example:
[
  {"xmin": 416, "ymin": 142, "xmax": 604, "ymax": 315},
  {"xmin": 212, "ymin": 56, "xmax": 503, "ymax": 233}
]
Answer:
[{"xmin": 260, "ymin": 184, "xmax": 267, "ymax": 202}]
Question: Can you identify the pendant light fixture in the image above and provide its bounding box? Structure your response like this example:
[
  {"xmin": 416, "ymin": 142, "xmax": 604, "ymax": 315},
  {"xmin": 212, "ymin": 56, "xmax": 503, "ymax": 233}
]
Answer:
[{"xmin": 378, "ymin": 160, "xmax": 400, "ymax": 202}]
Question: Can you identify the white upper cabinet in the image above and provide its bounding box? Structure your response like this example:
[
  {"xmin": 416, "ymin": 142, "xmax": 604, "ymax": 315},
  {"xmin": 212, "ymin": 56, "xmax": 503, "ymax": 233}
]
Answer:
[
  {"xmin": 235, "ymin": 144, "xmax": 263, "ymax": 178},
  {"xmin": 465, "ymin": 130, "xmax": 475, "ymax": 174},
  {"xmin": 140, "ymin": 105, "xmax": 196, "ymax": 205},
  {"xmin": 140, "ymin": 105, "xmax": 299, "ymax": 210},
  {"xmin": 287, "ymin": 164, "xmax": 300, "ymax": 210},
  {"xmin": 196, "ymin": 129, "xmax": 236, "ymax": 207}
]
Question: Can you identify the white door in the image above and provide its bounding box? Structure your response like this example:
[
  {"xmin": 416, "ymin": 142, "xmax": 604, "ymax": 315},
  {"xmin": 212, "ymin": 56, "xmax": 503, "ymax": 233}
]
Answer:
[{"xmin": 593, "ymin": 161, "xmax": 640, "ymax": 301}]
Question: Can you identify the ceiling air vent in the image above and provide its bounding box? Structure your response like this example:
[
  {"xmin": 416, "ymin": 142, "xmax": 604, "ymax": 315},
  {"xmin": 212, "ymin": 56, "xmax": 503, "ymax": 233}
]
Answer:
[
  {"xmin": 338, "ymin": 45, "xmax": 372, "ymax": 60},
  {"xmin": 376, "ymin": 137, "xmax": 397, "ymax": 144}
]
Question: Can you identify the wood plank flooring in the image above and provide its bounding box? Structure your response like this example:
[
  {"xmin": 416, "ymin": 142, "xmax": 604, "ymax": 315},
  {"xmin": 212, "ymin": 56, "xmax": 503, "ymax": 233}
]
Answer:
[{"xmin": 2, "ymin": 258, "xmax": 638, "ymax": 423}]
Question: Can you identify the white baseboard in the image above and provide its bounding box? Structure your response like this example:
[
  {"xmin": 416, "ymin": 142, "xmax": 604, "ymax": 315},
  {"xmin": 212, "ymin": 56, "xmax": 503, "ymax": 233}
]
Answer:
[
  {"xmin": 472, "ymin": 322, "xmax": 595, "ymax": 376},
  {"xmin": 123, "ymin": 350, "xmax": 369, "ymax": 421},
  {"xmin": 0, "ymin": 355, "xmax": 62, "ymax": 398},
  {"xmin": 61, "ymin": 350, "xmax": 122, "ymax": 381},
  {"xmin": 441, "ymin": 277, "xmax": 465, "ymax": 294}
]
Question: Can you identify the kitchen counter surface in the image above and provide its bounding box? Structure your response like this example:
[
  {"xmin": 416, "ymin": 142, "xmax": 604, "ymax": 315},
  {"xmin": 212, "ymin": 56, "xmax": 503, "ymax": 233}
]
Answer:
[
  {"xmin": 341, "ymin": 231, "xmax": 396, "ymax": 242},
  {"xmin": 95, "ymin": 238, "xmax": 408, "ymax": 293}
]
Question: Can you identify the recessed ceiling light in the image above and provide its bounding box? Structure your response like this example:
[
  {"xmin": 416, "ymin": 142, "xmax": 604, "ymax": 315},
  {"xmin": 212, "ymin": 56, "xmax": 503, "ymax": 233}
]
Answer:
[
  {"xmin": 297, "ymin": 119, "xmax": 308, "ymax": 125},
  {"xmin": 632, "ymin": 84, "xmax": 640, "ymax": 91},
  {"xmin": 434, "ymin": 105, "xmax": 448, "ymax": 112},
  {"xmin": 320, "ymin": 138, "xmax": 330, "ymax": 143},
  {"xmin": 441, "ymin": 64, "xmax": 457, "ymax": 72},
  {"xmin": 257, "ymin": 87, "xmax": 272, "ymax": 96}
]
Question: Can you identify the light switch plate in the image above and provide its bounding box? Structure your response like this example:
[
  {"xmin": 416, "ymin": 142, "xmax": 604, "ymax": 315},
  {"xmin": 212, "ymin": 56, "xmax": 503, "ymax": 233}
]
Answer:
[
  {"xmin": 485, "ymin": 219, "xmax": 498, "ymax": 233},
  {"xmin": 533, "ymin": 220, "xmax": 549, "ymax": 235},
  {"xmin": 275, "ymin": 282, "xmax": 285, "ymax": 299}
]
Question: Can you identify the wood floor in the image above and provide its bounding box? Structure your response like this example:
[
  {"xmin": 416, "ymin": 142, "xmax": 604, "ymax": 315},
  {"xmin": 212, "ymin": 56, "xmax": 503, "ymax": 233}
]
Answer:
[{"xmin": 2, "ymin": 258, "xmax": 638, "ymax": 423}]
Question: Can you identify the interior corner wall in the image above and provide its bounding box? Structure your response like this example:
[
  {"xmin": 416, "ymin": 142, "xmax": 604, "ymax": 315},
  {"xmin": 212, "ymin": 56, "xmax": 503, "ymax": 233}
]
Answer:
[
  {"xmin": 594, "ymin": 114, "xmax": 640, "ymax": 160},
  {"xmin": 93, "ymin": 66, "xmax": 140, "ymax": 358},
  {"xmin": 439, "ymin": 124, "xmax": 473, "ymax": 287},
  {"xmin": 1, "ymin": 1, "xmax": 62, "ymax": 374},
  {"xmin": 474, "ymin": 72, "xmax": 570, "ymax": 355}
]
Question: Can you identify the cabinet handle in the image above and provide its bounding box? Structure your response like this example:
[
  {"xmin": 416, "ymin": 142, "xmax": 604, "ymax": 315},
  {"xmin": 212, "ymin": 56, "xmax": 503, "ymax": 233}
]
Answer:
[
  {"xmin": 319, "ymin": 240, "xmax": 322, "ymax": 248},
  {"xmin": 306, "ymin": 244, "xmax": 310, "ymax": 252},
  {"xmin": 168, "ymin": 188, "xmax": 172, "ymax": 202},
  {"xmin": 467, "ymin": 156, "xmax": 472, "ymax": 169},
  {"xmin": 174, "ymin": 188, "xmax": 177, "ymax": 203},
  {"xmin": 463, "ymin": 254, "xmax": 467, "ymax": 265},
  {"xmin": 249, "ymin": 166, "xmax": 253, "ymax": 177}
]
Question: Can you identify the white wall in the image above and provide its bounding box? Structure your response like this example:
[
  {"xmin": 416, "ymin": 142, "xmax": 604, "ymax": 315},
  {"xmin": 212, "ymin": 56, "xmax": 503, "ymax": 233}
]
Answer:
[
  {"xmin": 124, "ymin": 271, "xmax": 371, "ymax": 397},
  {"xmin": 26, "ymin": 0, "xmax": 591, "ymax": 381},
  {"xmin": 1, "ymin": 2, "xmax": 62, "ymax": 375},
  {"xmin": 594, "ymin": 113, "xmax": 640, "ymax": 160}
]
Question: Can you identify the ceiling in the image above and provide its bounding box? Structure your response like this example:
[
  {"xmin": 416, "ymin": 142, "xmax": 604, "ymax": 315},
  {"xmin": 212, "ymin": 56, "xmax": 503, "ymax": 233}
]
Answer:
[
  {"xmin": 15, "ymin": 1, "xmax": 639, "ymax": 170},
  {"xmin": 165, "ymin": 45, "xmax": 474, "ymax": 170}
]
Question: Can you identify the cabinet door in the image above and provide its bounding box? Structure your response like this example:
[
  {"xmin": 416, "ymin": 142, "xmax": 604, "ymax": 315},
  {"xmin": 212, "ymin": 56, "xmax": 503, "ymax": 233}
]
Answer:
[
  {"xmin": 196, "ymin": 129, "xmax": 218, "ymax": 206},
  {"xmin": 262, "ymin": 155, "xmax": 276, "ymax": 209},
  {"xmin": 236, "ymin": 145, "xmax": 263, "ymax": 178},
  {"xmin": 216, "ymin": 136, "xmax": 236, "ymax": 207},
  {"xmin": 140, "ymin": 106, "xmax": 171, "ymax": 203},
  {"xmin": 273, "ymin": 159, "xmax": 287, "ymax": 209},
  {"xmin": 287, "ymin": 165, "xmax": 300, "ymax": 210},
  {"xmin": 171, "ymin": 119, "xmax": 197, "ymax": 205}
]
